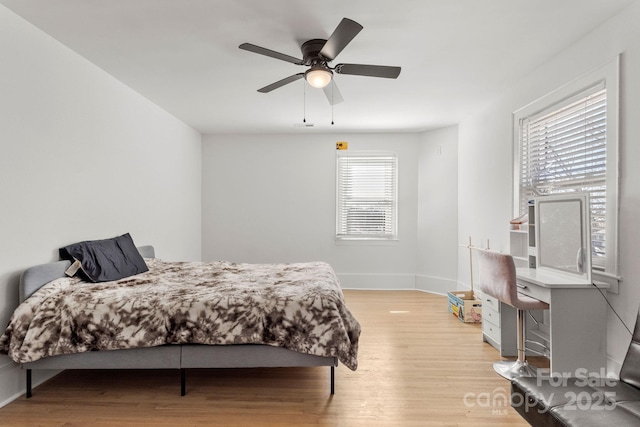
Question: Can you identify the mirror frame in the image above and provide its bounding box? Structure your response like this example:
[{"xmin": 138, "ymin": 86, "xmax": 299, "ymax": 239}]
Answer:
[{"xmin": 535, "ymin": 192, "xmax": 592, "ymax": 282}]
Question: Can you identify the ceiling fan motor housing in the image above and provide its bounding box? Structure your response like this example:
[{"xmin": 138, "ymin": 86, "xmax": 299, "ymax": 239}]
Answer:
[{"xmin": 301, "ymin": 39, "xmax": 329, "ymax": 66}]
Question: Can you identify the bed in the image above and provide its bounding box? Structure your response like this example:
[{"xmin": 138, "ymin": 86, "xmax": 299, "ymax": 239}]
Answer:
[{"xmin": 0, "ymin": 242, "xmax": 360, "ymax": 398}]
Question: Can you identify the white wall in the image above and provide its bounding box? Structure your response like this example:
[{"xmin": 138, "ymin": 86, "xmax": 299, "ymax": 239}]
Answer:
[
  {"xmin": 202, "ymin": 133, "xmax": 421, "ymax": 289},
  {"xmin": 416, "ymin": 126, "xmax": 459, "ymax": 294},
  {"xmin": 0, "ymin": 6, "xmax": 202, "ymax": 406},
  {"xmin": 457, "ymin": 0, "xmax": 640, "ymax": 373}
]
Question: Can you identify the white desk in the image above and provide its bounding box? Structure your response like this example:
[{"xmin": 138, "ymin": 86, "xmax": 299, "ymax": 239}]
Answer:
[{"xmin": 515, "ymin": 267, "xmax": 609, "ymax": 377}]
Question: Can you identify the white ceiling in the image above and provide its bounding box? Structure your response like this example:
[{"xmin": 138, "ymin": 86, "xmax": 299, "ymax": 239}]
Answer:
[{"xmin": 1, "ymin": 0, "xmax": 635, "ymax": 134}]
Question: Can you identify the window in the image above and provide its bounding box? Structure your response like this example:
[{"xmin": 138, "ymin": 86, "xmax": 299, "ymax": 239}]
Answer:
[
  {"xmin": 336, "ymin": 152, "xmax": 398, "ymax": 240},
  {"xmin": 514, "ymin": 58, "xmax": 619, "ymax": 277}
]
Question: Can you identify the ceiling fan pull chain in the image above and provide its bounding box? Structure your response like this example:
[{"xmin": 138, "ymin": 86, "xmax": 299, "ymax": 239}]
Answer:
[
  {"xmin": 303, "ymin": 80, "xmax": 306, "ymax": 123},
  {"xmin": 331, "ymin": 83, "xmax": 335, "ymax": 125}
]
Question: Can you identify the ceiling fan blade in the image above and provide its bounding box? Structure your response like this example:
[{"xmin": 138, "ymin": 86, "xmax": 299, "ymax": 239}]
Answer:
[
  {"xmin": 322, "ymin": 80, "xmax": 344, "ymax": 105},
  {"xmin": 319, "ymin": 18, "xmax": 363, "ymax": 61},
  {"xmin": 239, "ymin": 43, "xmax": 303, "ymax": 65},
  {"xmin": 257, "ymin": 73, "xmax": 305, "ymax": 93},
  {"xmin": 334, "ymin": 63, "xmax": 401, "ymax": 79}
]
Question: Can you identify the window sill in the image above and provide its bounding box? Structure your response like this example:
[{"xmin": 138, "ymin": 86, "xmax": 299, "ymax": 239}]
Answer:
[
  {"xmin": 335, "ymin": 238, "xmax": 399, "ymax": 246},
  {"xmin": 592, "ymin": 269, "xmax": 622, "ymax": 294}
]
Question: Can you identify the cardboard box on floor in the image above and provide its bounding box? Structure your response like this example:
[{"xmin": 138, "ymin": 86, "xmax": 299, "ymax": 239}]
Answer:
[{"xmin": 447, "ymin": 290, "xmax": 482, "ymax": 323}]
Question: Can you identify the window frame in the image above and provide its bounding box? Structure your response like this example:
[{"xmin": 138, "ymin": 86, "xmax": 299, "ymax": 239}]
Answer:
[
  {"xmin": 335, "ymin": 151, "xmax": 398, "ymax": 241},
  {"xmin": 512, "ymin": 56, "xmax": 620, "ymax": 280}
]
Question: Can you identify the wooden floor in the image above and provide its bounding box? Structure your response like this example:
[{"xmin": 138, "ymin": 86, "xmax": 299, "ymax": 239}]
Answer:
[{"xmin": 0, "ymin": 290, "xmax": 532, "ymax": 426}]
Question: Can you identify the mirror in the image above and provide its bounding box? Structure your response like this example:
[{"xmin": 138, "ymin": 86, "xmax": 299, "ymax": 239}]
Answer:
[{"xmin": 535, "ymin": 193, "xmax": 591, "ymax": 281}]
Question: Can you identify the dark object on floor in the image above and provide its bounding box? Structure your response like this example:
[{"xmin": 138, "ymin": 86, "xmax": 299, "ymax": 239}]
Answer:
[{"xmin": 511, "ymin": 309, "xmax": 640, "ymax": 426}]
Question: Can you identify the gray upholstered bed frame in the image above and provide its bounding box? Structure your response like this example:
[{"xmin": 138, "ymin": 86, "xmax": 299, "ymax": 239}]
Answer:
[{"xmin": 19, "ymin": 246, "xmax": 337, "ymax": 397}]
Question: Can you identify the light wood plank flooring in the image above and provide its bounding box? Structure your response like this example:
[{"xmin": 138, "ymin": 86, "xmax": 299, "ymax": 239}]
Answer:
[{"xmin": 0, "ymin": 290, "xmax": 530, "ymax": 426}]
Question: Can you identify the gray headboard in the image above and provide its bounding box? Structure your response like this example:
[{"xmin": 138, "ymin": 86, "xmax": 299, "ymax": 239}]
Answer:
[{"xmin": 19, "ymin": 245, "xmax": 155, "ymax": 303}]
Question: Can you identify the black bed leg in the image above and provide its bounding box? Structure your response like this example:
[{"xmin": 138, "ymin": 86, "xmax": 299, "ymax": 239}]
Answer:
[
  {"xmin": 26, "ymin": 369, "xmax": 32, "ymax": 398},
  {"xmin": 180, "ymin": 369, "xmax": 186, "ymax": 396},
  {"xmin": 330, "ymin": 366, "xmax": 335, "ymax": 395}
]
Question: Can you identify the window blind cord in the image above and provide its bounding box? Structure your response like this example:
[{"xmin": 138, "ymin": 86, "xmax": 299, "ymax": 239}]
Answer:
[
  {"xmin": 583, "ymin": 96, "xmax": 588, "ymax": 193},
  {"xmin": 591, "ymin": 282, "xmax": 633, "ymax": 336}
]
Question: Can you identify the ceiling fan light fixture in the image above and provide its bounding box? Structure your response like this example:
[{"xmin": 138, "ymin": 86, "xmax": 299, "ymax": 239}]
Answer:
[{"xmin": 305, "ymin": 66, "xmax": 333, "ymax": 88}]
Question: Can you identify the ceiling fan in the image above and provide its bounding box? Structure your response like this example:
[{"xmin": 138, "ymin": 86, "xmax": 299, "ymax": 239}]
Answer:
[{"xmin": 239, "ymin": 17, "xmax": 401, "ymax": 105}]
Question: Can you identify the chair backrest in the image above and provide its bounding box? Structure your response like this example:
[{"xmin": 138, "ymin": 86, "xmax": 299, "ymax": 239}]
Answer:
[
  {"xmin": 476, "ymin": 250, "xmax": 518, "ymax": 307},
  {"xmin": 619, "ymin": 309, "xmax": 640, "ymax": 388}
]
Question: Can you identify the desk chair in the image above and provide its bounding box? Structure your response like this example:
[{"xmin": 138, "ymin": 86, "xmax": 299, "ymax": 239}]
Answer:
[{"xmin": 476, "ymin": 250, "xmax": 549, "ymax": 379}]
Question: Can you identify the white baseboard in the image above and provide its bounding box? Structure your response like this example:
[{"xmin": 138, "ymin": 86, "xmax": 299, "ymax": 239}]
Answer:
[
  {"xmin": 0, "ymin": 360, "xmax": 59, "ymax": 408},
  {"xmin": 338, "ymin": 273, "xmax": 465, "ymax": 294},
  {"xmin": 337, "ymin": 273, "xmax": 416, "ymax": 290},
  {"xmin": 415, "ymin": 275, "xmax": 458, "ymax": 296},
  {"xmin": 0, "ymin": 360, "xmax": 22, "ymax": 408}
]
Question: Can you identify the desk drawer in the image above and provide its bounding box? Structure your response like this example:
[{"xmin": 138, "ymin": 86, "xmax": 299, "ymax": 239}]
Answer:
[
  {"xmin": 516, "ymin": 280, "xmax": 550, "ymax": 303},
  {"xmin": 483, "ymin": 304, "xmax": 500, "ymax": 327},
  {"xmin": 483, "ymin": 320, "xmax": 501, "ymax": 345},
  {"xmin": 481, "ymin": 295, "xmax": 500, "ymax": 312}
]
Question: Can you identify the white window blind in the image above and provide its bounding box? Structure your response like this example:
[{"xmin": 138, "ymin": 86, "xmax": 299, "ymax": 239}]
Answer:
[
  {"xmin": 336, "ymin": 153, "xmax": 397, "ymax": 239},
  {"xmin": 518, "ymin": 86, "xmax": 608, "ymax": 268}
]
